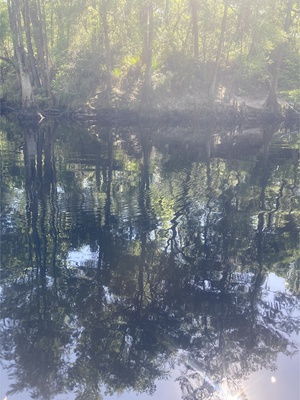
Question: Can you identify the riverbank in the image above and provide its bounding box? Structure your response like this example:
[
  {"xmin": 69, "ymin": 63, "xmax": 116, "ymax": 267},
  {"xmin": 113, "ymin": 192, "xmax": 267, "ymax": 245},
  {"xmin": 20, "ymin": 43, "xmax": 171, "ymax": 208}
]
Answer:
[{"xmin": 0, "ymin": 89, "xmax": 299, "ymax": 131}]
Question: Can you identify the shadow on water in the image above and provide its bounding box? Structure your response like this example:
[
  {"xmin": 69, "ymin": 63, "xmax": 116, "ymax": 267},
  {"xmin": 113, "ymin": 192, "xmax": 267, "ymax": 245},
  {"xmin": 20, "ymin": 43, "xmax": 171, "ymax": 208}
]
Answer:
[{"xmin": 0, "ymin": 117, "xmax": 299, "ymax": 400}]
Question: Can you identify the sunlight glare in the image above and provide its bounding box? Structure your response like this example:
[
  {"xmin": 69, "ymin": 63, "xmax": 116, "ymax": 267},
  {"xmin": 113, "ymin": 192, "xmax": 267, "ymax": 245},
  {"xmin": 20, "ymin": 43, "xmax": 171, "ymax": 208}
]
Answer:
[{"xmin": 219, "ymin": 381, "xmax": 242, "ymax": 400}]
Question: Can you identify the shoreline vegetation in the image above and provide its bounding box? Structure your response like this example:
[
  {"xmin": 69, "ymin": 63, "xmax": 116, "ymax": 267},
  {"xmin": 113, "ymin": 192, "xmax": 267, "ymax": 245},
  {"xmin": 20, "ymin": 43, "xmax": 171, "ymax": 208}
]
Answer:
[
  {"xmin": 0, "ymin": 0, "xmax": 299, "ymax": 129},
  {"xmin": 1, "ymin": 93, "xmax": 299, "ymax": 133}
]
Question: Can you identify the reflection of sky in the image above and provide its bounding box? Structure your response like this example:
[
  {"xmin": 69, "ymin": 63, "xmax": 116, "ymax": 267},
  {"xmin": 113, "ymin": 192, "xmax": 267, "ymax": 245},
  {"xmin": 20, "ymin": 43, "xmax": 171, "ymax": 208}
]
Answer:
[
  {"xmin": 0, "ymin": 273, "xmax": 299, "ymax": 400},
  {"xmin": 67, "ymin": 245, "xmax": 98, "ymax": 267},
  {"xmin": 2, "ymin": 351, "xmax": 298, "ymax": 400},
  {"xmin": 242, "ymin": 351, "xmax": 299, "ymax": 400},
  {"xmin": 0, "ymin": 370, "xmax": 182, "ymax": 400},
  {"xmin": 242, "ymin": 272, "xmax": 300, "ymax": 400},
  {"xmin": 102, "ymin": 370, "xmax": 182, "ymax": 400},
  {"xmin": 264, "ymin": 272, "xmax": 286, "ymax": 294}
]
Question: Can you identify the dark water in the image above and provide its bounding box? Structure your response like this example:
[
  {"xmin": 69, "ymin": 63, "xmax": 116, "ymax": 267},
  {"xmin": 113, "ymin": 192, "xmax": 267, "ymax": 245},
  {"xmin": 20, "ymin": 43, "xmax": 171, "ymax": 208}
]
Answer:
[{"xmin": 0, "ymin": 117, "xmax": 299, "ymax": 400}]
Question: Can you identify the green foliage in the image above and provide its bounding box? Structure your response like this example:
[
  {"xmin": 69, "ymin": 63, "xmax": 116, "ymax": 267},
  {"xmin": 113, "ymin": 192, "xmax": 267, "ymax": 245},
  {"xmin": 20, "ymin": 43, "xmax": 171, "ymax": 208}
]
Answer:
[
  {"xmin": 0, "ymin": 1, "xmax": 9, "ymax": 43},
  {"xmin": 279, "ymin": 89, "xmax": 300, "ymax": 104},
  {"xmin": 52, "ymin": 49, "xmax": 105, "ymax": 107},
  {"xmin": 0, "ymin": 0, "xmax": 299, "ymax": 107}
]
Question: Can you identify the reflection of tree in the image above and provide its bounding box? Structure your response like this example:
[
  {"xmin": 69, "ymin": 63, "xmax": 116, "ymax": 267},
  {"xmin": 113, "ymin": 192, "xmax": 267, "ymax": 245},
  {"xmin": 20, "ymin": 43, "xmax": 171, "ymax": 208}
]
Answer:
[
  {"xmin": 1, "ymin": 121, "xmax": 76, "ymax": 400},
  {"xmin": 0, "ymin": 121, "xmax": 299, "ymax": 399}
]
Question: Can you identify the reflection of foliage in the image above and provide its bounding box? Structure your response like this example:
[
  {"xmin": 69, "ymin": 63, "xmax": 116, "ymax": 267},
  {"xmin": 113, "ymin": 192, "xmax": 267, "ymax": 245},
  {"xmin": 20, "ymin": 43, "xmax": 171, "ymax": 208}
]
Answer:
[
  {"xmin": 287, "ymin": 259, "xmax": 300, "ymax": 296},
  {"xmin": 0, "ymin": 119, "xmax": 299, "ymax": 399}
]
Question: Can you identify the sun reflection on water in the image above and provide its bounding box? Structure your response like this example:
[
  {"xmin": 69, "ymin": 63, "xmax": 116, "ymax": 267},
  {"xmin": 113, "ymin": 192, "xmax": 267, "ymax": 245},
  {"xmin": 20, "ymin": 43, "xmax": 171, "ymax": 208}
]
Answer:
[{"xmin": 217, "ymin": 380, "xmax": 245, "ymax": 400}]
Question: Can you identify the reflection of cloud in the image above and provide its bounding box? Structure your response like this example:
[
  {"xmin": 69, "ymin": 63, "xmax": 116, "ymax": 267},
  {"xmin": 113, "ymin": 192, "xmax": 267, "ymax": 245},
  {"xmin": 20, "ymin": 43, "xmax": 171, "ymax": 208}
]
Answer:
[
  {"xmin": 242, "ymin": 350, "xmax": 300, "ymax": 400},
  {"xmin": 264, "ymin": 273, "xmax": 286, "ymax": 296},
  {"xmin": 67, "ymin": 245, "xmax": 98, "ymax": 268}
]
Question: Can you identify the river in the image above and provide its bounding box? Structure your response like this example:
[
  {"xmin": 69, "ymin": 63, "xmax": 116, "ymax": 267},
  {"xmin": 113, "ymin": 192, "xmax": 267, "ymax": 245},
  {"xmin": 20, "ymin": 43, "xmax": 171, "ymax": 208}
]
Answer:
[{"xmin": 0, "ymin": 117, "xmax": 299, "ymax": 400}]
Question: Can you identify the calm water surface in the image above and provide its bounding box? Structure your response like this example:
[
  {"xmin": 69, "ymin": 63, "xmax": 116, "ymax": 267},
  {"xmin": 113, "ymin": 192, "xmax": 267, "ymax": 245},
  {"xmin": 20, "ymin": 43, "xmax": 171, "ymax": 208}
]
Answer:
[{"xmin": 0, "ymin": 117, "xmax": 299, "ymax": 400}]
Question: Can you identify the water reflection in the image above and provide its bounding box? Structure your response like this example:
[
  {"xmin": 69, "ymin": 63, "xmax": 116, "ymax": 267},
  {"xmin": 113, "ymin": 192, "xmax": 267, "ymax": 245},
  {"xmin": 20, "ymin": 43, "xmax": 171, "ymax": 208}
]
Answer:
[{"xmin": 0, "ymin": 118, "xmax": 299, "ymax": 400}]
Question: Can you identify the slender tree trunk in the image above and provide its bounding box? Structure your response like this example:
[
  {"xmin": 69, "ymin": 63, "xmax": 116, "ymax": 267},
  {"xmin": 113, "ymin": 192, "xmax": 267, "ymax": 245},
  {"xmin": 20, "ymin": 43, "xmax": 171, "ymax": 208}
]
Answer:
[
  {"xmin": 190, "ymin": 0, "xmax": 199, "ymax": 59},
  {"xmin": 140, "ymin": 1, "xmax": 154, "ymax": 111},
  {"xmin": 263, "ymin": 45, "xmax": 284, "ymax": 113},
  {"xmin": 100, "ymin": 0, "xmax": 112, "ymax": 104},
  {"xmin": 7, "ymin": 0, "xmax": 35, "ymax": 107},
  {"xmin": 23, "ymin": 0, "xmax": 41, "ymax": 88},
  {"xmin": 264, "ymin": 0, "xmax": 293, "ymax": 113},
  {"xmin": 37, "ymin": 0, "xmax": 51, "ymax": 94},
  {"xmin": 208, "ymin": 2, "xmax": 228, "ymax": 100},
  {"xmin": 29, "ymin": 0, "xmax": 52, "ymax": 96}
]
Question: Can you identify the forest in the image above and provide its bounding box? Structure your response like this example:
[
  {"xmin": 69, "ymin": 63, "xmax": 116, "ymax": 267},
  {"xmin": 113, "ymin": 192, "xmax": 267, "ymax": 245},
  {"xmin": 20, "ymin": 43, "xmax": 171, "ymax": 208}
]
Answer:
[{"xmin": 0, "ymin": 0, "xmax": 299, "ymax": 116}]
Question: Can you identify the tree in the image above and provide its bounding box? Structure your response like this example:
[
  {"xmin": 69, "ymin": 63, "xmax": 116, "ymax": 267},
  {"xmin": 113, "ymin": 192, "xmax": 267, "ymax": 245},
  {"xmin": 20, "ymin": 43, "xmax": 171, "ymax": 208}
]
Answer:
[
  {"xmin": 264, "ymin": 0, "xmax": 294, "ymax": 112},
  {"xmin": 208, "ymin": 1, "xmax": 228, "ymax": 100},
  {"xmin": 190, "ymin": 0, "xmax": 199, "ymax": 60},
  {"xmin": 7, "ymin": 0, "xmax": 35, "ymax": 107},
  {"xmin": 100, "ymin": 0, "xmax": 112, "ymax": 104},
  {"xmin": 140, "ymin": 0, "xmax": 154, "ymax": 111},
  {"xmin": 29, "ymin": 0, "xmax": 52, "ymax": 96},
  {"xmin": 1, "ymin": 0, "xmax": 299, "ymax": 111}
]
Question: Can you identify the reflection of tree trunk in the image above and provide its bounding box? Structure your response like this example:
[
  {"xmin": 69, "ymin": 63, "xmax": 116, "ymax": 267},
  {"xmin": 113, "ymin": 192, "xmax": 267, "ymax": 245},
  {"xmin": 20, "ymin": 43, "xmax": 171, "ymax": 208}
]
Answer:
[
  {"xmin": 37, "ymin": 131, "xmax": 49, "ymax": 280},
  {"xmin": 208, "ymin": 2, "xmax": 227, "ymax": 100},
  {"xmin": 104, "ymin": 128, "xmax": 113, "ymax": 230},
  {"xmin": 24, "ymin": 130, "xmax": 37, "ymax": 269},
  {"xmin": 97, "ymin": 128, "xmax": 113, "ymax": 273},
  {"xmin": 23, "ymin": 127, "xmax": 46, "ymax": 316},
  {"xmin": 256, "ymin": 126, "xmax": 273, "ymax": 270},
  {"xmin": 205, "ymin": 128, "xmax": 212, "ymax": 161},
  {"xmin": 136, "ymin": 128, "xmax": 153, "ymax": 314},
  {"xmin": 203, "ymin": 193, "xmax": 213, "ymax": 260},
  {"xmin": 262, "ymin": 122, "xmax": 278, "ymax": 163},
  {"xmin": 264, "ymin": 0, "xmax": 293, "ymax": 113},
  {"xmin": 203, "ymin": 130, "xmax": 213, "ymax": 261},
  {"xmin": 139, "ymin": 129, "xmax": 152, "ymax": 217},
  {"xmin": 23, "ymin": 123, "xmax": 59, "ymax": 316},
  {"xmin": 138, "ymin": 128, "xmax": 153, "ymax": 286},
  {"xmin": 166, "ymin": 170, "xmax": 191, "ymax": 255},
  {"xmin": 221, "ymin": 188, "xmax": 234, "ymax": 263},
  {"xmin": 43, "ymin": 123, "xmax": 58, "ymax": 276},
  {"xmin": 137, "ymin": 244, "xmax": 145, "ymax": 314}
]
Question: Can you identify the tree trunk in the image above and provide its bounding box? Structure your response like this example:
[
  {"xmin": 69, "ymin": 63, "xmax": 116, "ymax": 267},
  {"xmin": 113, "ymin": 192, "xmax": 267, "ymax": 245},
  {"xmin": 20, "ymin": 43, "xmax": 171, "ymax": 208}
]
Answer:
[
  {"xmin": 140, "ymin": 1, "xmax": 154, "ymax": 111},
  {"xmin": 208, "ymin": 2, "xmax": 228, "ymax": 100},
  {"xmin": 264, "ymin": 0, "xmax": 293, "ymax": 113},
  {"xmin": 18, "ymin": 54, "xmax": 35, "ymax": 107},
  {"xmin": 23, "ymin": 0, "xmax": 41, "ymax": 88},
  {"xmin": 101, "ymin": 0, "xmax": 112, "ymax": 105},
  {"xmin": 263, "ymin": 45, "xmax": 284, "ymax": 113},
  {"xmin": 7, "ymin": 0, "xmax": 35, "ymax": 107},
  {"xmin": 190, "ymin": 0, "xmax": 199, "ymax": 59},
  {"xmin": 30, "ymin": 0, "xmax": 52, "ymax": 96}
]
